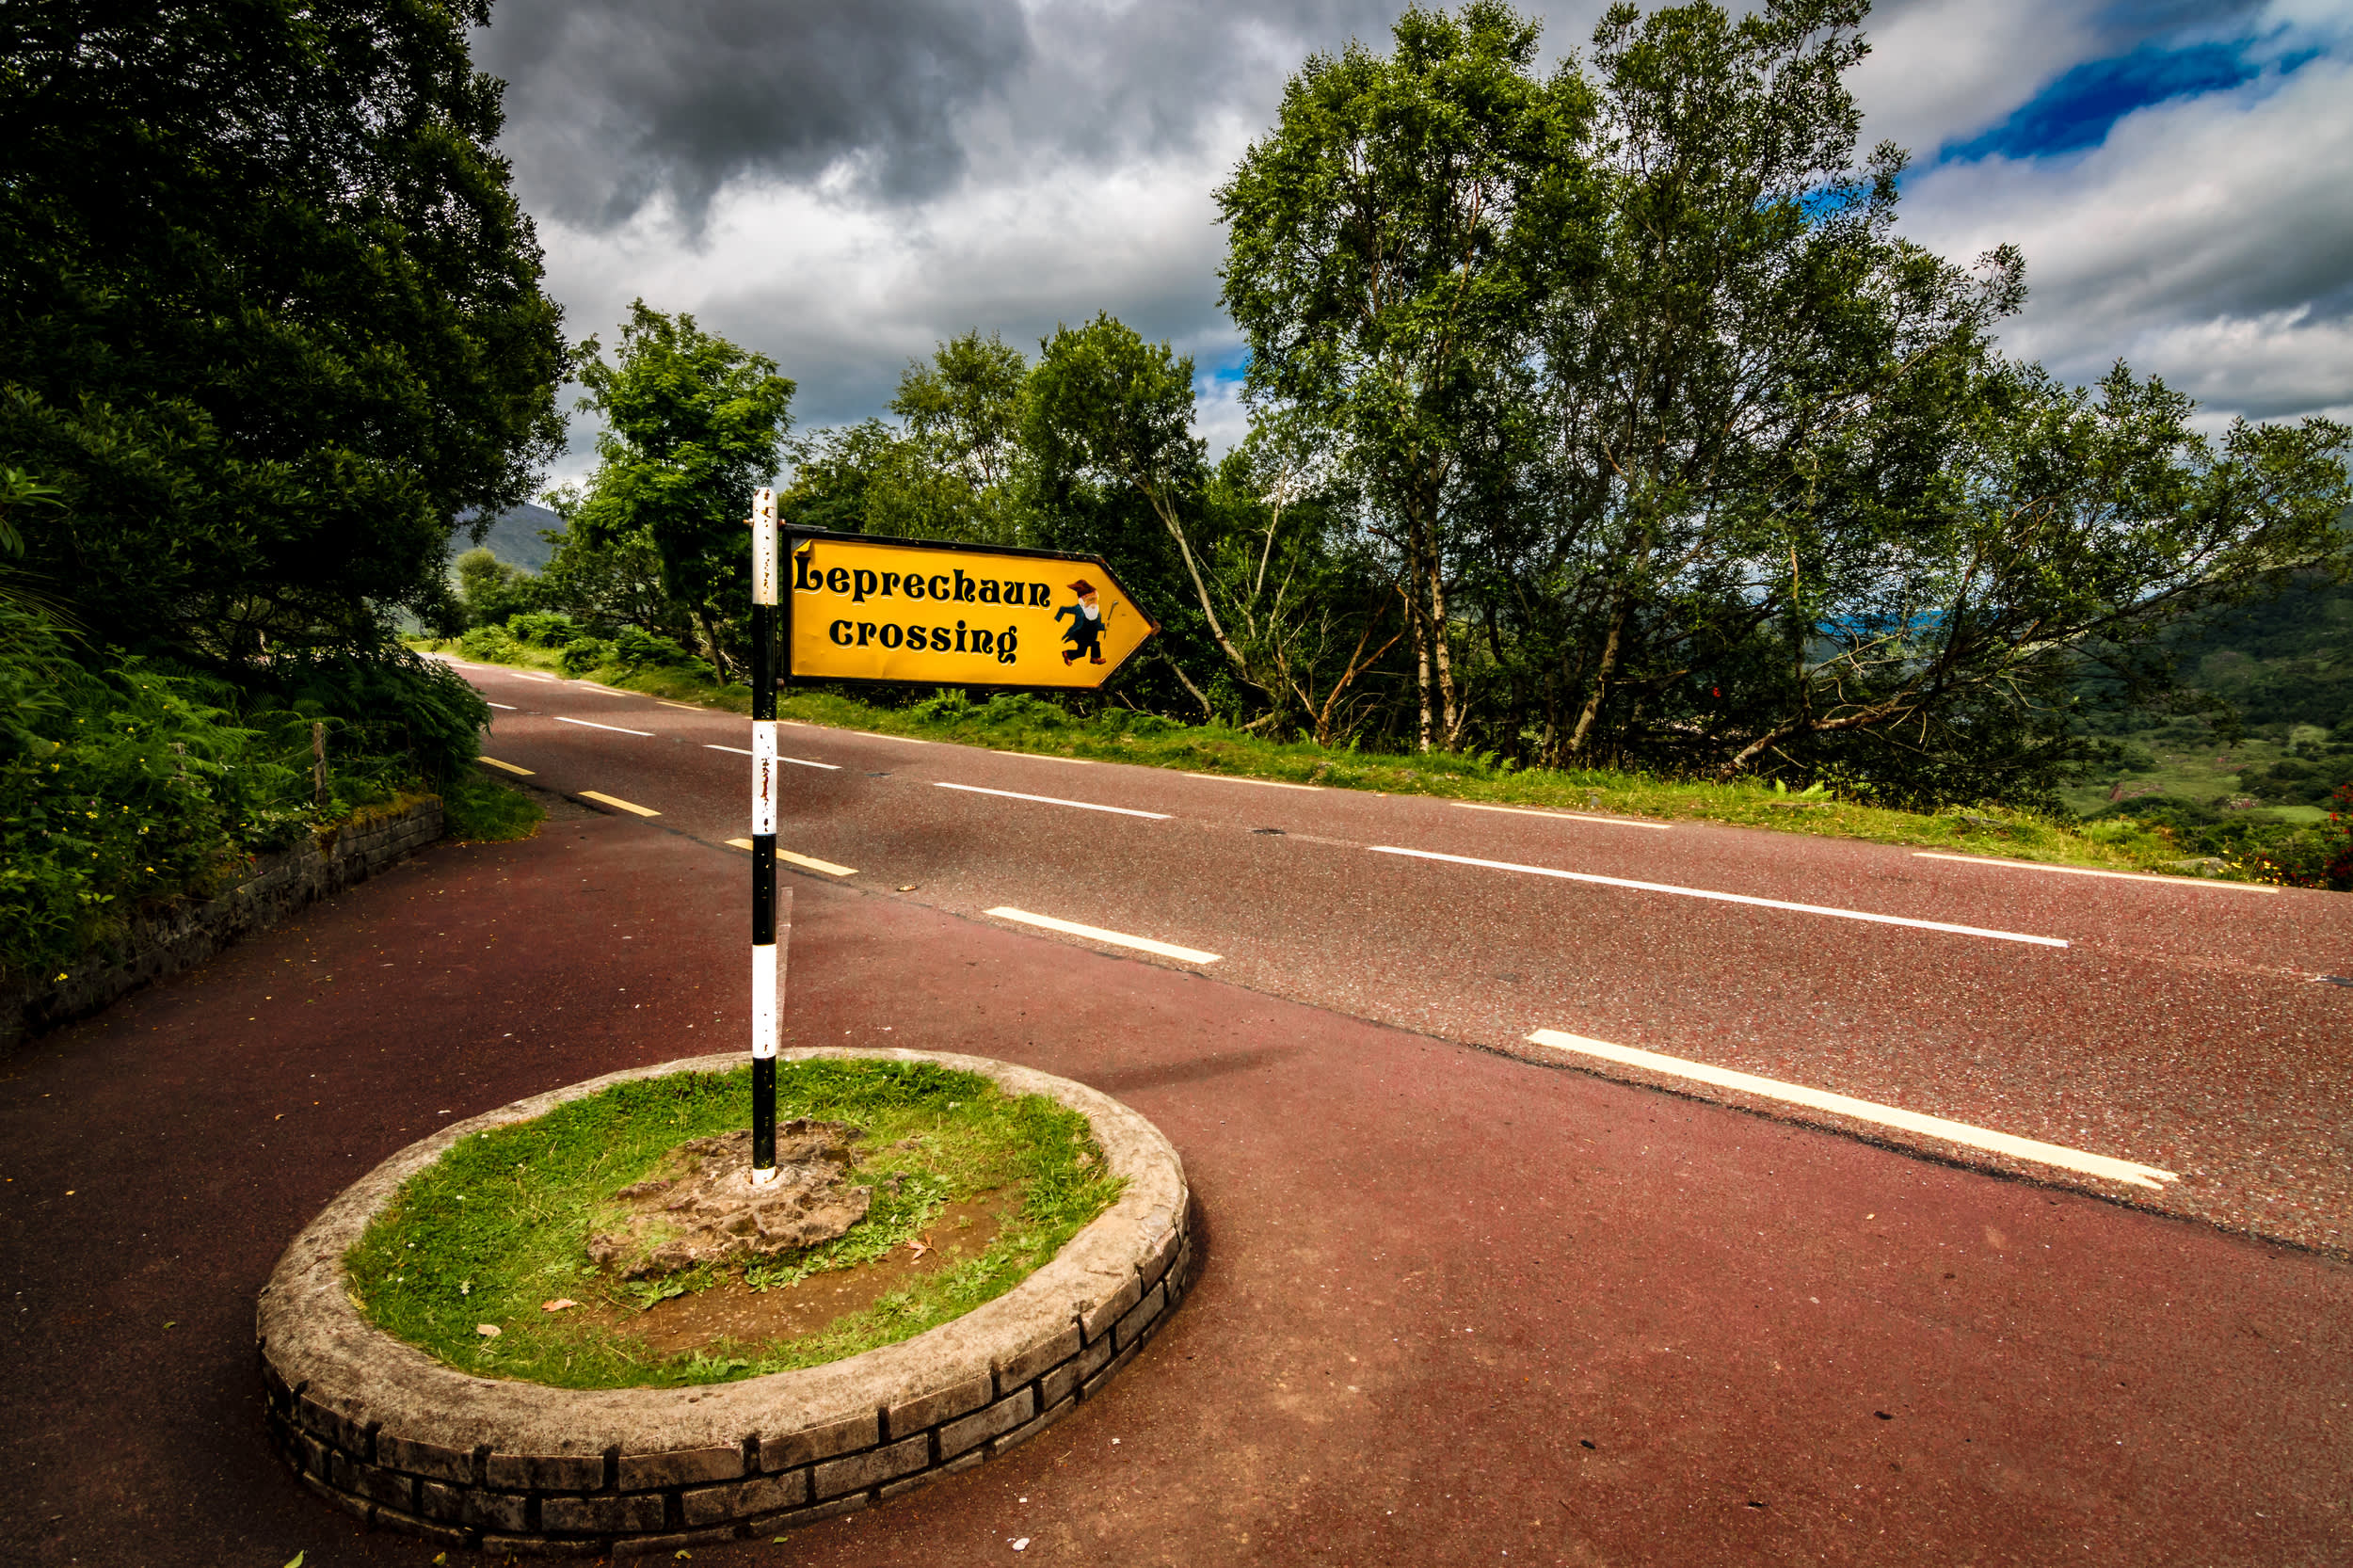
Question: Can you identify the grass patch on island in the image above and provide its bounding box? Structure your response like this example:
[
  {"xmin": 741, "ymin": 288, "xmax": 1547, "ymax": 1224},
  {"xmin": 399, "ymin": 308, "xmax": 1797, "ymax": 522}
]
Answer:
[{"xmin": 345, "ymin": 1060, "xmax": 1123, "ymax": 1389}]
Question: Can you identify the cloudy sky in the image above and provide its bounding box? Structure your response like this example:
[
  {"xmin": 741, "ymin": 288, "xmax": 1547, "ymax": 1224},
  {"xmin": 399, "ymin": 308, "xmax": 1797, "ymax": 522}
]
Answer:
[{"xmin": 470, "ymin": 0, "xmax": 2353, "ymax": 482}]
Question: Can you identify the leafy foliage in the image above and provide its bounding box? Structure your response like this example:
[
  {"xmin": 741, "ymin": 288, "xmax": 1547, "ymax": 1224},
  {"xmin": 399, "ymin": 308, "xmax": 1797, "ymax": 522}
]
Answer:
[
  {"xmin": 0, "ymin": 598, "xmax": 488, "ymax": 979},
  {"xmin": 568, "ymin": 301, "xmax": 796, "ymax": 679},
  {"xmin": 0, "ymin": 0, "xmax": 566, "ymax": 665}
]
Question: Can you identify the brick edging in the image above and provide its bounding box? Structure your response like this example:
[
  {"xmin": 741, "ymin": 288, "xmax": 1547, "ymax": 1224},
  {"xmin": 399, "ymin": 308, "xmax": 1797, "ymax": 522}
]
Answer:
[
  {"xmin": 2, "ymin": 793, "xmax": 444, "ymax": 1056},
  {"xmin": 258, "ymin": 1048, "xmax": 1194, "ymax": 1555}
]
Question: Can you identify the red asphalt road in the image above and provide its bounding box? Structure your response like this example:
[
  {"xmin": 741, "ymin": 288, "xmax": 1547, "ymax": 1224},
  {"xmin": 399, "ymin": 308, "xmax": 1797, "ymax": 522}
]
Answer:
[
  {"xmin": 452, "ymin": 658, "xmax": 2353, "ymax": 1255},
  {"xmin": 2, "ymin": 803, "xmax": 2349, "ymax": 1568}
]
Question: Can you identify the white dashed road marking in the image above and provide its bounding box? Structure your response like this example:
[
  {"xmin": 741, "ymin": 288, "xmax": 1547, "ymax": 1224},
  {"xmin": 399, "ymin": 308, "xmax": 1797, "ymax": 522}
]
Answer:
[
  {"xmin": 1370, "ymin": 845, "xmax": 2068, "ymax": 947},
  {"xmin": 985, "ymin": 907, "xmax": 1220, "ymax": 965},
  {"xmin": 1528, "ymin": 1029, "xmax": 2179, "ymax": 1190},
  {"xmin": 706, "ymin": 744, "xmax": 840, "ymax": 770},
  {"xmin": 555, "ymin": 716, "xmax": 654, "ymax": 737},
  {"xmin": 935, "ymin": 782, "xmax": 1170, "ymax": 820}
]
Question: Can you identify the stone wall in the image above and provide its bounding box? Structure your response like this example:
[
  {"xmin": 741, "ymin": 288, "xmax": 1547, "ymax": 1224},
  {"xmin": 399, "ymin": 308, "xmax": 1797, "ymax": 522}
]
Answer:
[
  {"xmin": 2, "ymin": 794, "xmax": 443, "ymax": 1056},
  {"xmin": 257, "ymin": 1049, "xmax": 1194, "ymax": 1557}
]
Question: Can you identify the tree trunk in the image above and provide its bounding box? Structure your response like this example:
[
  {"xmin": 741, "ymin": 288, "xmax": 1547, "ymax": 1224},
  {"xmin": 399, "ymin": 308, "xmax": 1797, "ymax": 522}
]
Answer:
[
  {"xmin": 1565, "ymin": 602, "xmax": 1627, "ymax": 760},
  {"xmin": 692, "ymin": 602, "xmax": 737, "ymax": 684},
  {"xmin": 1159, "ymin": 644, "xmax": 1214, "ymax": 719},
  {"xmin": 1403, "ymin": 526, "xmax": 1436, "ymax": 753},
  {"xmin": 1431, "ymin": 549, "xmax": 1463, "ymax": 750}
]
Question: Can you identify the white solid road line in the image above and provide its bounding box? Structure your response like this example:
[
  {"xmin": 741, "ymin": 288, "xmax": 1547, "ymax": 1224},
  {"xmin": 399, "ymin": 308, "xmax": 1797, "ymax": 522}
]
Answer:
[
  {"xmin": 985, "ymin": 907, "xmax": 1221, "ymax": 964},
  {"xmin": 1913, "ymin": 852, "xmax": 2281, "ymax": 892},
  {"xmin": 570, "ymin": 680, "xmax": 637, "ymax": 696},
  {"xmin": 578, "ymin": 791, "xmax": 660, "ymax": 817},
  {"xmin": 1527, "ymin": 1029, "xmax": 2179, "ymax": 1190},
  {"xmin": 486, "ymin": 701, "xmax": 518, "ymax": 711},
  {"xmin": 1371, "ymin": 844, "xmax": 2068, "ymax": 947},
  {"xmin": 475, "ymin": 756, "xmax": 534, "ymax": 776},
  {"xmin": 555, "ymin": 716, "xmax": 654, "ymax": 737},
  {"xmin": 705, "ymin": 744, "xmax": 840, "ymax": 770},
  {"xmin": 658, "ymin": 700, "xmax": 706, "ymax": 712},
  {"xmin": 1184, "ymin": 772, "xmax": 1321, "ymax": 791},
  {"xmin": 935, "ymin": 782, "xmax": 1171, "ymax": 820},
  {"xmin": 727, "ymin": 839, "xmax": 856, "ymax": 876},
  {"xmin": 853, "ymin": 730, "xmax": 929, "ymax": 744},
  {"xmin": 1457, "ymin": 801, "xmax": 1670, "ymax": 830},
  {"xmin": 1027, "ymin": 753, "xmax": 1096, "ymax": 763}
]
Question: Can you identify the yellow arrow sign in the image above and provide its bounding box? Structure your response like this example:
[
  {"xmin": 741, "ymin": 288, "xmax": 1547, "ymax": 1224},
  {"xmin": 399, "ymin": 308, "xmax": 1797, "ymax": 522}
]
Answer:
[{"xmin": 786, "ymin": 532, "xmax": 1158, "ymax": 689}]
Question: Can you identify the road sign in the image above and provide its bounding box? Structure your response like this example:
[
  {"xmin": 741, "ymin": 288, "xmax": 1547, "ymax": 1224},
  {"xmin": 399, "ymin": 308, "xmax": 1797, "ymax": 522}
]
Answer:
[{"xmin": 785, "ymin": 530, "xmax": 1157, "ymax": 689}]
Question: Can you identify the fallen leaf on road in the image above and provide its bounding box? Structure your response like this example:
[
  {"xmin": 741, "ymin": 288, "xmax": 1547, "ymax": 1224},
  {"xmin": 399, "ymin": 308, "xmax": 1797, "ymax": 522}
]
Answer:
[
  {"xmin": 476, "ymin": 1323, "xmax": 502, "ymax": 1337},
  {"xmin": 283, "ymin": 1554, "xmax": 305, "ymax": 1568},
  {"xmin": 541, "ymin": 1298, "xmax": 581, "ymax": 1313},
  {"xmin": 1012, "ymin": 1541, "xmax": 1030, "ymax": 1552}
]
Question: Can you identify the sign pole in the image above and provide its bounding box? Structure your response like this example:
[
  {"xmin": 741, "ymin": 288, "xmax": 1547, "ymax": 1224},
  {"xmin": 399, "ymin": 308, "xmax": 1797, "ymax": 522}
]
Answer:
[{"xmin": 748, "ymin": 488, "xmax": 779, "ymax": 1184}]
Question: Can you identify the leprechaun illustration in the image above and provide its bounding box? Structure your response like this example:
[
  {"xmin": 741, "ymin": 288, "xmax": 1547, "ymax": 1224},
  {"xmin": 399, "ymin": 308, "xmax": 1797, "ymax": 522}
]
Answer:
[{"xmin": 1056, "ymin": 578, "xmax": 1110, "ymax": 665}]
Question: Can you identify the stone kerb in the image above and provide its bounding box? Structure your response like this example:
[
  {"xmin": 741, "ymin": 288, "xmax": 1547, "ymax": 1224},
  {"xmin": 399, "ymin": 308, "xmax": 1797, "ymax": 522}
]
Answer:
[
  {"xmin": 258, "ymin": 1048, "xmax": 1195, "ymax": 1555},
  {"xmin": 2, "ymin": 792, "xmax": 444, "ymax": 1056}
]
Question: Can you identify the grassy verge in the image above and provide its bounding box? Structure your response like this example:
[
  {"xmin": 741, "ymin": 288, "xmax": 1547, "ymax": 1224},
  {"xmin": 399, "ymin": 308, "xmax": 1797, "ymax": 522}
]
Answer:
[
  {"xmin": 411, "ymin": 633, "xmax": 2326, "ymax": 885},
  {"xmin": 439, "ymin": 769, "xmax": 545, "ymax": 842},
  {"xmin": 345, "ymin": 1060, "xmax": 1123, "ymax": 1389}
]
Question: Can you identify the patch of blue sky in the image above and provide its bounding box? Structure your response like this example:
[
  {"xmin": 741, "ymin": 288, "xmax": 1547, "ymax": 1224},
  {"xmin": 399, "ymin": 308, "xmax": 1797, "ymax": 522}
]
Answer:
[{"xmin": 1938, "ymin": 37, "xmax": 2320, "ymax": 166}]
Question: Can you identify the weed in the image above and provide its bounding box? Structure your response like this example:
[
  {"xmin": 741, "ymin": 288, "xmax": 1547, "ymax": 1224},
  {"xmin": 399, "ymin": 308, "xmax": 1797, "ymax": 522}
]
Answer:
[{"xmin": 440, "ymin": 770, "xmax": 543, "ymax": 842}]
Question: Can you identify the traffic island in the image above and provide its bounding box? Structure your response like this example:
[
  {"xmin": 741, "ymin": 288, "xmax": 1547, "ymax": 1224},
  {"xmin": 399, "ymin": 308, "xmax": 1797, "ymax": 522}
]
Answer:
[{"xmin": 257, "ymin": 1048, "xmax": 1193, "ymax": 1555}]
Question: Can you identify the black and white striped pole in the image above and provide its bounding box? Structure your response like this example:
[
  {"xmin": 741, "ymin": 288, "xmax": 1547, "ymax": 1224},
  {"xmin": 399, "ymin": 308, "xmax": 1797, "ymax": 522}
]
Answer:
[{"xmin": 748, "ymin": 487, "xmax": 781, "ymax": 1184}]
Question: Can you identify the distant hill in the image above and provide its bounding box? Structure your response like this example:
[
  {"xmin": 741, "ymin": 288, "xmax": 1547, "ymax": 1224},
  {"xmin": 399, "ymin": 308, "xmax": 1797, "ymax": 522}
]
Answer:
[
  {"xmin": 2166, "ymin": 571, "xmax": 2353, "ymax": 732},
  {"xmin": 457, "ymin": 501, "xmax": 563, "ymax": 572}
]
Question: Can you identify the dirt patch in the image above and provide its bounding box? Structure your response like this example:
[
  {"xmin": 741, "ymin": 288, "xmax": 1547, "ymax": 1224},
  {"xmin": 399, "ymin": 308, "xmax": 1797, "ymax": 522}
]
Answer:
[
  {"xmin": 585, "ymin": 1122, "xmax": 870, "ymax": 1279},
  {"xmin": 584, "ymin": 1190, "xmax": 1021, "ymax": 1357}
]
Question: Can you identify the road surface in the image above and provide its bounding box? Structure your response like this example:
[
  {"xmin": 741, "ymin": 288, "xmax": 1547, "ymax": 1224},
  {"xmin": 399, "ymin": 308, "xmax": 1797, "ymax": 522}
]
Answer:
[{"xmin": 450, "ymin": 657, "xmax": 2353, "ymax": 1256}]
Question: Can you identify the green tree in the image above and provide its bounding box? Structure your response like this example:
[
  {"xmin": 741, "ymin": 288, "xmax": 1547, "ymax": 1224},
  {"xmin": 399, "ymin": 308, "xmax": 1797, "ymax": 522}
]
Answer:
[
  {"xmin": 570, "ymin": 301, "xmax": 796, "ymax": 679},
  {"xmin": 782, "ymin": 334, "xmax": 1032, "ymax": 547},
  {"xmin": 532, "ymin": 490, "xmax": 683, "ymax": 644},
  {"xmin": 888, "ymin": 329, "xmax": 1030, "ymax": 542},
  {"xmin": 1732, "ymin": 361, "xmax": 2350, "ymax": 800},
  {"xmin": 1025, "ymin": 314, "xmax": 1229, "ymax": 712},
  {"xmin": 453, "ymin": 547, "xmax": 533, "ymax": 629},
  {"xmin": 1217, "ymin": 1, "xmax": 1589, "ymax": 749},
  {"xmin": 0, "ymin": 0, "xmax": 567, "ymax": 665},
  {"xmin": 1512, "ymin": 0, "xmax": 2346, "ymax": 792}
]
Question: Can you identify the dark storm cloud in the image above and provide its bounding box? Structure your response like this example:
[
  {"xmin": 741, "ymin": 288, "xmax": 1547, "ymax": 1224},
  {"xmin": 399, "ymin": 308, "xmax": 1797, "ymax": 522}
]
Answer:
[
  {"xmin": 478, "ymin": 0, "xmax": 1497, "ymax": 234},
  {"xmin": 475, "ymin": 0, "xmax": 1033, "ymax": 229}
]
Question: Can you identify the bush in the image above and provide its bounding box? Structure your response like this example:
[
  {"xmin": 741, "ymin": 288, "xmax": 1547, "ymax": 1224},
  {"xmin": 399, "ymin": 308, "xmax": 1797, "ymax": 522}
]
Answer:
[
  {"xmin": 907, "ymin": 689, "xmax": 974, "ymax": 723},
  {"xmin": 1, "ymin": 603, "xmax": 497, "ymax": 981},
  {"xmin": 458, "ymin": 623, "xmax": 519, "ymax": 661},
  {"xmin": 505, "ymin": 611, "xmax": 575, "ymax": 648},
  {"xmin": 1088, "ymin": 706, "xmax": 1183, "ymax": 738},
  {"xmin": 612, "ymin": 626, "xmax": 696, "ymax": 669},
  {"xmin": 557, "ymin": 636, "xmax": 610, "ymax": 678},
  {"xmin": 979, "ymin": 692, "xmax": 1071, "ymax": 729},
  {"xmin": 269, "ymin": 648, "xmax": 488, "ymax": 786},
  {"xmin": 0, "ymin": 600, "xmax": 293, "ymax": 979}
]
